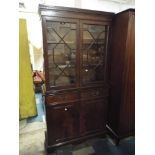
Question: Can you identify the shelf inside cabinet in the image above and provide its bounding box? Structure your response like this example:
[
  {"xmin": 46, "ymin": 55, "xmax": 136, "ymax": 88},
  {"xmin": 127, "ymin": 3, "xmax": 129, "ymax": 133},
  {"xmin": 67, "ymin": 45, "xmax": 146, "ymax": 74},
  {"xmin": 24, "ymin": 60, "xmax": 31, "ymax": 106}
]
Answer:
[
  {"xmin": 47, "ymin": 41, "xmax": 75, "ymax": 44},
  {"xmin": 48, "ymin": 64, "xmax": 76, "ymax": 69},
  {"xmin": 83, "ymin": 38, "xmax": 105, "ymax": 44},
  {"xmin": 82, "ymin": 64, "xmax": 103, "ymax": 68}
]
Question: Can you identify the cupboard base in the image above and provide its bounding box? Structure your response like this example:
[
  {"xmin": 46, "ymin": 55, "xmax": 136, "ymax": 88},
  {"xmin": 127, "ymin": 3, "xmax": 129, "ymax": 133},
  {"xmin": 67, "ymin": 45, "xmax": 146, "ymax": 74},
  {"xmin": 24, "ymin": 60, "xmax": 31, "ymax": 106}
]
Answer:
[{"xmin": 45, "ymin": 130, "xmax": 107, "ymax": 154}]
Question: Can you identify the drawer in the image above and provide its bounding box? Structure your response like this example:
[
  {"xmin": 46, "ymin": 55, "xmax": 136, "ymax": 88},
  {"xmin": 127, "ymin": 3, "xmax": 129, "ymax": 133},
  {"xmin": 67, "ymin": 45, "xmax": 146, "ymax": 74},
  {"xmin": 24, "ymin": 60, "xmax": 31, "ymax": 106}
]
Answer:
[
  {"xmin": 46, "ymin": 91, "xmax": 79, "ymax": 104},
  {"xmin": 81, "ymin": 87, "xmax": 108, "ymax": 100}
]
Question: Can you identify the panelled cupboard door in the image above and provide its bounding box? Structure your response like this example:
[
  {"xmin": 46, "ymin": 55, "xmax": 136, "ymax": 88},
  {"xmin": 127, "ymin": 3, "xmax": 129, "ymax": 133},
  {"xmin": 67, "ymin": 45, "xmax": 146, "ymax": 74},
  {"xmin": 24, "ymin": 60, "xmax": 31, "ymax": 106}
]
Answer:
[
  {"xmin": 80, "ymin": 99, "xmax": 107, "ymax": 135},
  {"xmin": 80, "ymin": 20, "xmax": 110, "ymax": 86},
  {"xmin": 42, "ymin": 17, "xmax": 79, "ymax": 90},
  {"xmin": 46, "ymin": 103, "xmax": 79, "ymax": 145}
]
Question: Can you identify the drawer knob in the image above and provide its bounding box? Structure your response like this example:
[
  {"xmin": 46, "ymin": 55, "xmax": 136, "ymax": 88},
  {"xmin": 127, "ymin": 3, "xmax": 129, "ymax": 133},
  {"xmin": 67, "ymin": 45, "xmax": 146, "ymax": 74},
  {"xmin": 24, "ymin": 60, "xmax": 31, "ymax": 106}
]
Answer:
[{"xmin": 64, "ymin": 108, "xmax": 68, "ymax": 111}]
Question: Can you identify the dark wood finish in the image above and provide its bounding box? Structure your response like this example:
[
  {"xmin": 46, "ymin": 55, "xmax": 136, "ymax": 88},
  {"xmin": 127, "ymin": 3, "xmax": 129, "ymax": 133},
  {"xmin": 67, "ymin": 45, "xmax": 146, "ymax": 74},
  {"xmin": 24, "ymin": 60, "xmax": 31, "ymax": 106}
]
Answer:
[
  {"xmin": 107, "ymin": 9, "xmax": 135, "ymax": 143},
  {"xmin": 80, "ymin": 87, "xmax": 109, "ymax": 100},
  {"xmin": 46, "ymin": 102, "xmax": 79, "ymax": 144},
  {"xmin": 45, "ymin": 91, "xmax": 79, "ymax": 104},
  {"xmin": 39, "ymin": 4, "xmax": 114, "ymax": 22},
  {"xmin": 45, "ymin": 130, "xmax": 106, "ymax": 153},
  {"xmin": 80, "ymin": 99, "xmax": 108, "ymax": 135},
  {"xmin": 39, "ymin": 4, "xmax": 114, "ymax": 153}
]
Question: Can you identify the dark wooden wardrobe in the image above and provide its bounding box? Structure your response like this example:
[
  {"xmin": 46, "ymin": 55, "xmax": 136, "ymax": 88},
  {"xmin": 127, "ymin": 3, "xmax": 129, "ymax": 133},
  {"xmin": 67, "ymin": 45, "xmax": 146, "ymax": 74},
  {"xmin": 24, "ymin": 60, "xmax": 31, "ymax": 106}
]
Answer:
[
  {"xmin": 39, "ymin": 4, "xmax": 114, "ymax": 153},
  {"xmin": 107, "ymin": 9, "xmax": 135, "ymax": 144}
]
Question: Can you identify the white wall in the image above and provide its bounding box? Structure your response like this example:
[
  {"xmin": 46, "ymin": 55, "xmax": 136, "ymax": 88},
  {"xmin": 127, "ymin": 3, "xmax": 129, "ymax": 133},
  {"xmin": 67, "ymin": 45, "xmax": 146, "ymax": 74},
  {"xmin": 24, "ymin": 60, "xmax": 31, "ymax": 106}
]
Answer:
[
  {"xmin": 81, "ymin": 0, "xmax": 119, "ymax": 13},
  {"xmin": 43, "ymin": 0, "xmax": 135, "ymax": 13},
  {"xmin": 19, "ymin": 0, "xmax": 135, "ymax": 70},
  {"xmin": 44, "ymin": 0, "xmax": 75, "ymax": 7},
  {"xmin": 20, "ymin": 0, "xmax": 135, "ymax": 13},
  {"xmin": 19, "ymin": 12, "xmax": 43, "ymax": 71}
]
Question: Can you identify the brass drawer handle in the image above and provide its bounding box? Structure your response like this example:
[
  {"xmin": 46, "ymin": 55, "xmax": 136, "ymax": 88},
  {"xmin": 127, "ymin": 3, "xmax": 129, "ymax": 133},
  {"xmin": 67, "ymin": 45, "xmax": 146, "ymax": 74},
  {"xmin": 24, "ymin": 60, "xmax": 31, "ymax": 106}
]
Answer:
[{"xmin": 64, "ymin": 108, "xmax": 68, "ymax": 111}]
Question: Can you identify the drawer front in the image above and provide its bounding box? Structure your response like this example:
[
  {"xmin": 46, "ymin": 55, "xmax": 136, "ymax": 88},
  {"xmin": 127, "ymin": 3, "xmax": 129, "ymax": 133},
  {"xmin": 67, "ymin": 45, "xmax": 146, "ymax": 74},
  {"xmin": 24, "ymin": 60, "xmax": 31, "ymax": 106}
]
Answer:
[
  {"xmin": 81, "ymin": 87, "xmax": 108, "ymax": 100},
  {"xmin": 46, "ymin": 91, "xmax": 79, "ymax": 104}
]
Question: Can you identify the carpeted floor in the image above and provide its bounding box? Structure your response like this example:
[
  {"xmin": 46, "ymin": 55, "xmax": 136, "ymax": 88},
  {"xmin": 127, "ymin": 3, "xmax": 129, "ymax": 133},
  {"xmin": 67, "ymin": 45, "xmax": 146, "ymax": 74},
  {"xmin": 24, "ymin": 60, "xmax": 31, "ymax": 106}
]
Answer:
[
  {"xmin": 19, "ymin": 123, "xmax": 134, "ymax": 155},
  {"xmin": 27, "ymin": 93, "xmax": 45, "ymax": 123},
  {"xmin": 19, "ymin": 93, "xmax": 135, "ymax": 155},
  {"xmin": 48, "ymin": 136, "xmax": 135, "ymax": 155}
]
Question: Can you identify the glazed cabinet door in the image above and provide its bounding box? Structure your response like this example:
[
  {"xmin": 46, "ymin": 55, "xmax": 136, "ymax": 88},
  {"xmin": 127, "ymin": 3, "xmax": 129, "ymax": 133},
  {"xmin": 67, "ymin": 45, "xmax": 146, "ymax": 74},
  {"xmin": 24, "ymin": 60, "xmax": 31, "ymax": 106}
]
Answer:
[
  {"xmin": 46, "ymin": 103, "xmax": 79, "ymax": 145},
  {"xmin": 42, "ymin": 17, "xmax": 79, "ymax": 90},
  {"xmin": 80, "ymin": 99, "xmax": 107, "ymax": 135},
  {"xmin": 80, "ymin": 21, "xmax": 110, "ymax": 85}
]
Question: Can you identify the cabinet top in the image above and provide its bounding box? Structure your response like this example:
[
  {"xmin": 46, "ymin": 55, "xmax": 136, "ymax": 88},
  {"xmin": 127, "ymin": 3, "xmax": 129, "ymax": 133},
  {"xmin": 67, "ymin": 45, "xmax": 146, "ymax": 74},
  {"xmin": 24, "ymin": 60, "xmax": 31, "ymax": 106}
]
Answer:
[
  {"xmin": 116, "ymin": 8, "xmax": 135, "ymax": 15},
  {"xmin": 38, "ymin": 4, "xmax": 115, "ymax": 16}
]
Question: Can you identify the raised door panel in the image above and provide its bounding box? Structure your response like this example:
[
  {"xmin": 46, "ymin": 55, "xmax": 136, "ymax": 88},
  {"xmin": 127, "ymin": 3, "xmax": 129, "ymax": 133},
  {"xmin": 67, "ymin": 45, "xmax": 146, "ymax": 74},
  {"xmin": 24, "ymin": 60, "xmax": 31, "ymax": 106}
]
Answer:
[
  {"xmin": 80, "ymin": 99, "xmax": 107, "ymax": 135},
  {"xmin": 42, "ymin": 17, "xmax": 79, "ymax": 90},
  {"xmin": 46, "ymin": 103, "xmax": 79, "ymax": 145},
  {"xmin": 80, "ymin": 21, "xmax": 110, "ymax": 86}
]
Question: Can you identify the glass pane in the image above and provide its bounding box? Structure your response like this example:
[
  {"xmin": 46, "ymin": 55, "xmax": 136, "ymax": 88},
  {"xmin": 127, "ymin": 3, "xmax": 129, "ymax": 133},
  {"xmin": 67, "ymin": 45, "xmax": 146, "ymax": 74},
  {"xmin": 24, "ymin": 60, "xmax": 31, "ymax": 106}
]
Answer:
[
  {"xmin": 82, "ymin": 68, "xmax": 96, "ymax": 83},
  {"xmin": 82, "ymin": 65, "xmax": 104, "ymax": 84},
  {"xmin": 64, "ymin": 30, "xmax": 76, "ymax": 49},
  {"xmin": 48, "ymin": 44, "xmax": 56, "ymax": 51},
  {"xmin": 47, "ymin": 28, "xmax": 61, "ymax": 43},
  {"xmin": 54, "ymin": 44, "xmax": 70, "ymax": 65},
  {"xmin": 83, "ymin": 31, "xmax": 93, "ymax": 44},
  {"xmin": 46, "ymin": 21, "xmax": 77, "ymax": 87},
  {"xmin": 48, "ymin": 64, "xmax": 76, "ymax": 86},
  {"xmin": 82, "ymin": 24, "xmax": 107, "ymax": 84},
  {"xmin": 87, "ymin": 25, "xmax": 106, "ymax": 39}
]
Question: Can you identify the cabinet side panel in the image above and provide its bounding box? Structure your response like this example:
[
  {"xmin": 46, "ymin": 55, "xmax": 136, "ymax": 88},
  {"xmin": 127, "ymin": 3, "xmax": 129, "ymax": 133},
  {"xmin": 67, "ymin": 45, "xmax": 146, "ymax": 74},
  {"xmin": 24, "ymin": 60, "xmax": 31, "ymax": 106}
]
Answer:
[
  {"xmin": 108, "ymin": 12, "xmax": 130, "ymax": 133},
  {"xmin": 118, "ymin": 12, "xmax": 135, "ymax": 135}
]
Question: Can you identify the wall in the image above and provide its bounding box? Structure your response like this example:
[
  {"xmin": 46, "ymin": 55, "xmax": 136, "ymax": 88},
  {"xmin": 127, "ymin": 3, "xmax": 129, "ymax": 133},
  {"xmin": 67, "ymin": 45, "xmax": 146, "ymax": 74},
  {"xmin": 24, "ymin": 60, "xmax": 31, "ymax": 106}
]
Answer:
[
  {"xmin": 19, "ymin": 0, "xmax": 135, "ymax": 71},
  {"xmin": 43, "ymin": 0, "xmax": 135, "ymax": 13},
  {"xmin": 19, "ymin": 12, "xmax": 43, "ymax": 71}
]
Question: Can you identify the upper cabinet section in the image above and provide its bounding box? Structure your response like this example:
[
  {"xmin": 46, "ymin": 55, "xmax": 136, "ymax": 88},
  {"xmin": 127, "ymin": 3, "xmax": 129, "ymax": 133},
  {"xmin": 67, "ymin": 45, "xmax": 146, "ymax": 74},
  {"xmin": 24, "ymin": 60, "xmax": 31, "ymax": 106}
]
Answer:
[{"xmin": 39, "ymin": 4, "xmax": 114, "ymax": 91}]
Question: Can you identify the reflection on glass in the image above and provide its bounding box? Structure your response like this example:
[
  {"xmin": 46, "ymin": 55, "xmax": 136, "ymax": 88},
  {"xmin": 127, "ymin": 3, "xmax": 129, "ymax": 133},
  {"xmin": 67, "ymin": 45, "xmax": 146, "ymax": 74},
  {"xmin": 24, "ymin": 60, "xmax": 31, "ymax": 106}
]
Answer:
[
  {"xmin": 82, "ymin": 24, "xmax": 107, "ymax": 84},
  {"xmin": 46, "ymin": 21, "xmax": 77, "ymax": 86}
]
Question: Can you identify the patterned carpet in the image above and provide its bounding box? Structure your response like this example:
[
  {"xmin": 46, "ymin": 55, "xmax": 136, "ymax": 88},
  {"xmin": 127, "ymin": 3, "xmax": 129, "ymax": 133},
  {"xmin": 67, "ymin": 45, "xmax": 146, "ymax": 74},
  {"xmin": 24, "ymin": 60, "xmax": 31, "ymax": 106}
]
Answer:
[{"xmin": 19, "ymin": 93, "xmax": 135, "ymax": 155}]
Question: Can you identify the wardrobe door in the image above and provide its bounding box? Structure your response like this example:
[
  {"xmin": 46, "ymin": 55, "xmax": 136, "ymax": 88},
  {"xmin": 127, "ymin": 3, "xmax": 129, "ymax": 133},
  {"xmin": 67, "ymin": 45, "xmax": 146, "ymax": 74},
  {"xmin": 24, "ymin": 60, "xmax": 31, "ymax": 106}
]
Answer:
[{"xmin": 42, "ymin": 17, "xmax": 79, "ymax": 90}]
